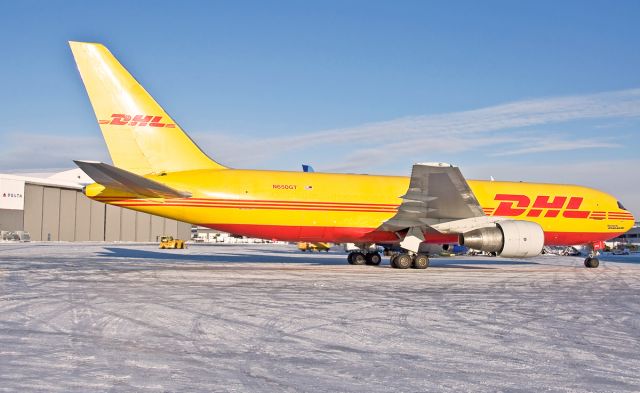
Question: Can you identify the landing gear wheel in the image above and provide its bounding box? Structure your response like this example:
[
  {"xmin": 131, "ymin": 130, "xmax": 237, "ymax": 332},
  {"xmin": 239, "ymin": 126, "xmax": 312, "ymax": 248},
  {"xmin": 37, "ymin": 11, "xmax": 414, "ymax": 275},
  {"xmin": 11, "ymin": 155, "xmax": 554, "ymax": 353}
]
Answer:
[
  {"xmin": 350, "ymin": 251, "xmax": 366, "ymax": 265},
  {"xmin": 413, "ymin": 254, "xmax": 429, "ymax": 269},
  {"xmin": 365, "ymin": 252, "xmax": 382, "ymax": 266},
  {"xmin": 394, "ymin": 253, "xmax": 412, "ymax": 269},
  {"xmin": 390, "ymin": 254, "xmax": 398, "ymax": 268},
  {"xmin": 347, "ymin": 253, "xmax": 354, "ymax": 264},
  {"xmin": 584, "ymin": 257, "xmax": 600, "ymax": 268}
]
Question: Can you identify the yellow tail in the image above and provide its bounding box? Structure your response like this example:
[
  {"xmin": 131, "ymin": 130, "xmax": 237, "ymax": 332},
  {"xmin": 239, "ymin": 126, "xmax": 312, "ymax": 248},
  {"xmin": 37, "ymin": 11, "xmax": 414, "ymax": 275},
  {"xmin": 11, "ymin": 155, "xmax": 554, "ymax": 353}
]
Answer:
[{"xmin": 69, "ymin": 41, "xmax": 226, "ymax": 175}]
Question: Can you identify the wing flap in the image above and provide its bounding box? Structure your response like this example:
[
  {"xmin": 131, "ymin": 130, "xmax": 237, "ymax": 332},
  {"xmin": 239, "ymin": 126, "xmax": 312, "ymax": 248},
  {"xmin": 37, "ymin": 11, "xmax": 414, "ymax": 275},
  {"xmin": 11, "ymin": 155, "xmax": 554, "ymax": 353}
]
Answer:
[{"xmin": 384, "ymin": 162, "xmax": 484, "ymax": 230}]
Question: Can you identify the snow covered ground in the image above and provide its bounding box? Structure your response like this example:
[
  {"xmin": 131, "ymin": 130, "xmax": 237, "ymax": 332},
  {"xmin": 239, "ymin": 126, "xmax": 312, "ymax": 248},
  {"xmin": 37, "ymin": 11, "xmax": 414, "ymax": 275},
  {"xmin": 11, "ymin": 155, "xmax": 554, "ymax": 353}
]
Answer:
[{"xmin": 0, "ymin": 242, "xmax": 639, "ymax": 392}]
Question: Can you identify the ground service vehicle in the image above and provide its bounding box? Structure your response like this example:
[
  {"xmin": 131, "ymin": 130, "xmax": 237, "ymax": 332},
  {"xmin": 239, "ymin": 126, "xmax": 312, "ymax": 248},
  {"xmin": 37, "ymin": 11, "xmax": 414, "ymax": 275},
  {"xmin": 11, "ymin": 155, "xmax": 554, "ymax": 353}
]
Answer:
[
  {"xmin": 159, "ymin": 236, "xmax": 186, "ymax": 249},
  {"xmin": 297, "ymin": 242, "xmax": 331, "ymax": 252}
]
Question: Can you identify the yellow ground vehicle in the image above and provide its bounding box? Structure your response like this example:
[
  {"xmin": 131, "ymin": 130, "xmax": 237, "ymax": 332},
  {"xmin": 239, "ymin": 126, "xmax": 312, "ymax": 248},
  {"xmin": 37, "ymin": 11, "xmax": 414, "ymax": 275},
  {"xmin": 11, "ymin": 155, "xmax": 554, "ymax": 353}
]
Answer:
[
  {"xmin": 159, "ymin": 236, "xmax": 186, "ymax": 249},
  {"xmin": 297, "ymin": 242, "xmax": 331, "ymax": 252}
]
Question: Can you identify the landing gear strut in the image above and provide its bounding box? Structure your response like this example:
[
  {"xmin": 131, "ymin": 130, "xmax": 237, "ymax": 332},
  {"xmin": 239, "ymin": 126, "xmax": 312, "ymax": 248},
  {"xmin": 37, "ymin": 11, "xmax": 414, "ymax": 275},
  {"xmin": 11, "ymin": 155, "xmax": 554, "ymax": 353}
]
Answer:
[
  {"xmin": 345, "ymin": 234, "xmax": 430, "ymax": 269},
  {"xmin": 584, "ymin": 241, "xmax": 603, "ymax": 268}
]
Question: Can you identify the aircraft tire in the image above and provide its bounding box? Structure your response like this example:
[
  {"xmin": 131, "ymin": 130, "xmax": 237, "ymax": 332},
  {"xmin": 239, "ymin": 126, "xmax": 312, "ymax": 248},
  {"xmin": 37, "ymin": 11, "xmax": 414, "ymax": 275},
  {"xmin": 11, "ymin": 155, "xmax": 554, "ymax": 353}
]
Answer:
[
  {"xmin": 390, "ymin": 254, "xmax": 398, "ymax": 268},
  {"xmin": 351, "ymin": 252, "xmax": 366, "ymax": 265},
  {"xmin": 365, "ymin": 252, "xmax": 382, "ymax": 266},
  {"xmin": 584, "ymin": 257, "xmax": 600, "ymax": 268},
  {"xmin": 394, "ymin": 253, "xmax": 412, "ymax": 269},
  {"xmin": 413, "ymin": 254, "xmax": 429, "ymax": 269},
  {"xmin": 347, "ymin": 253, "xmax": 354, "ymax": 264}
]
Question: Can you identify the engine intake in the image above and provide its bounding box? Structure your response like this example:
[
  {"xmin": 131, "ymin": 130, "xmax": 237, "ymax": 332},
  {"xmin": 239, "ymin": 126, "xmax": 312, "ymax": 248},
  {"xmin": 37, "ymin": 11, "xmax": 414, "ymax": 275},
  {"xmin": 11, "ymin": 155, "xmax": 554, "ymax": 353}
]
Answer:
[{"xmin": 459, "ymin": 220, "xmax": 544, "ymax": 258}]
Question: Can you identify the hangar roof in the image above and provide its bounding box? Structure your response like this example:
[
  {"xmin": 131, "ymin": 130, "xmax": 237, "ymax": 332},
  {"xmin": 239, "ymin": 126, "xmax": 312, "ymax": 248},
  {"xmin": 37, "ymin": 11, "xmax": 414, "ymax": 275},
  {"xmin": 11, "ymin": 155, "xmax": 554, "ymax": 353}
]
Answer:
[{"xmin": 0, "ymin": 168, "xmax": 89, "ymax": 190}]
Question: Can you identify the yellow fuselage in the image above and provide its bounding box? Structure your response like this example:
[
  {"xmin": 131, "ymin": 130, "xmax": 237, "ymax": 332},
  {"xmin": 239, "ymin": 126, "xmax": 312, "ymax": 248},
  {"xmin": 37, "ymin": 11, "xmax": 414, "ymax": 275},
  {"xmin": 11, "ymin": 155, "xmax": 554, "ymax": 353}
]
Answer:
[{"xmin": 86, "ymin": 169, "xmax": 634, "ymax": 246}]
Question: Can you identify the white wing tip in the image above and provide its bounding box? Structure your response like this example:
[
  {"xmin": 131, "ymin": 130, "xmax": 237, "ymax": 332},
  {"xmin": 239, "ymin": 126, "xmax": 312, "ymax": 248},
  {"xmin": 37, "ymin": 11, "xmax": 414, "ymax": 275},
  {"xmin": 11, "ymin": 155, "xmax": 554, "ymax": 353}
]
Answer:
[{"xmin": 415, "ymin": 162, "xmax": 453, "ymax": 167}]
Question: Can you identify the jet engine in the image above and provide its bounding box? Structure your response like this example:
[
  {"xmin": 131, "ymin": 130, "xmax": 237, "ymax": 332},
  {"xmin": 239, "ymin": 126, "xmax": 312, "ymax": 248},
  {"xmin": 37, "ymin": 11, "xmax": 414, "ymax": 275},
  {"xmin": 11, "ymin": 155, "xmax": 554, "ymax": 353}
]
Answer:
[{"xmin": 459, "ymin": 220, "xmax": 544, "ymax": 258}]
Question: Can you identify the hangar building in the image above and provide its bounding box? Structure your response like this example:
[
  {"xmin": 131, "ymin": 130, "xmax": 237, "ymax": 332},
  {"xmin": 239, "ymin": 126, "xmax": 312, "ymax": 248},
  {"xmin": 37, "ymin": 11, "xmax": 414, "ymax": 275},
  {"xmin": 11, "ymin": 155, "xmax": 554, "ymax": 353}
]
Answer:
[{"xmin": 0, "ymin": 170, "xmax": 190, "ymax": 242}]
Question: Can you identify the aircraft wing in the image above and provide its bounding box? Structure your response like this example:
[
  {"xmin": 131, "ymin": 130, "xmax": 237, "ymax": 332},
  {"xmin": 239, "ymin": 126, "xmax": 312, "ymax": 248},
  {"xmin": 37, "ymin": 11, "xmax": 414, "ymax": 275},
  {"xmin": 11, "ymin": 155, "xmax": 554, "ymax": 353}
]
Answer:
[
  {"xmin": 74, "ymin": 160, "xmax": 191, "ymax": 199},
  {"xmin": 383, "ymin": 162, "xmax": 485, "ymax": 231}
]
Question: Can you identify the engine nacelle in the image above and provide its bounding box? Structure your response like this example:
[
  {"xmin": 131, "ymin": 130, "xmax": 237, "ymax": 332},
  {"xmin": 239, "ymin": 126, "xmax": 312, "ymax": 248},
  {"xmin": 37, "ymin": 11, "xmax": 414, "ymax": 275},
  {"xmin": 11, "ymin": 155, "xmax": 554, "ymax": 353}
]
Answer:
[{"xmin": 459, "ymin": 220, "xmax": 544, "ymax": 258}]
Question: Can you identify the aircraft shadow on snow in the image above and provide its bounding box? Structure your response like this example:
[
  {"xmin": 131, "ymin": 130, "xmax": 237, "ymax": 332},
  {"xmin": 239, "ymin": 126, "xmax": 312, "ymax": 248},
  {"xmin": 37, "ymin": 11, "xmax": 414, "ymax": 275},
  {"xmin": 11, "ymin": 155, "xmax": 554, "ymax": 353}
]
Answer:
[
  {"xmin": 96, "ymin": 247, "xmax": 540, "ymax": 268},
  {"xmin": 98, "ymin": 247, "xmax": 349, "ymax": 266}
]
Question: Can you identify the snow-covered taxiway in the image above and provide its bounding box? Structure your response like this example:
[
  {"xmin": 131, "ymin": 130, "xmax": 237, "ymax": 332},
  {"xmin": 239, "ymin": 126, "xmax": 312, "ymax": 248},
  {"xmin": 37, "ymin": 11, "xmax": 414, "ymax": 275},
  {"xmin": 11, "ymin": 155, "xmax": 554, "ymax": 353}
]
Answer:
[{"xmin": 1, "ymin": 243, "xmax": 639, "ymax": 392}]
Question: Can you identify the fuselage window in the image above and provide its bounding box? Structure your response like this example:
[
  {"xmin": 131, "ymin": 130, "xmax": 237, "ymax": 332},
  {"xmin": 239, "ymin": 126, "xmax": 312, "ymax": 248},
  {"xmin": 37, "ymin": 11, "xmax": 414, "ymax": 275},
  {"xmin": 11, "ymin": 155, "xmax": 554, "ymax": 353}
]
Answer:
[{"xmin": 617, "ymin": 201, "xmax": 627, "ymax": 210}]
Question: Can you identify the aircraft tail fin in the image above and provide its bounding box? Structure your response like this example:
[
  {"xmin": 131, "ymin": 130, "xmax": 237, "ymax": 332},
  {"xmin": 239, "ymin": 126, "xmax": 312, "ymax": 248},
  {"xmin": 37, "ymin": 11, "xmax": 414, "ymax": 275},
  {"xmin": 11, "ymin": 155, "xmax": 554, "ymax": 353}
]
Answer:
[
  {"xmin": 69, "ymin": 41, "xmax": 226, "ymax": 175},
  {"xmin": 74, "ymin": 160, "xmax": 191, "ymax": 199}
]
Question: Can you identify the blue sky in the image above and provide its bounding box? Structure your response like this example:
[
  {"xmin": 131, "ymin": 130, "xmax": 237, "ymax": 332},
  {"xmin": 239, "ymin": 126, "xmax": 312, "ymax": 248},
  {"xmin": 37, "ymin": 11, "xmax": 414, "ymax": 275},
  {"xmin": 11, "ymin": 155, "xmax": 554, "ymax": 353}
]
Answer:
[{"xmin": 1, "ymin": 1, "xmax": 639, "ymax": 215}]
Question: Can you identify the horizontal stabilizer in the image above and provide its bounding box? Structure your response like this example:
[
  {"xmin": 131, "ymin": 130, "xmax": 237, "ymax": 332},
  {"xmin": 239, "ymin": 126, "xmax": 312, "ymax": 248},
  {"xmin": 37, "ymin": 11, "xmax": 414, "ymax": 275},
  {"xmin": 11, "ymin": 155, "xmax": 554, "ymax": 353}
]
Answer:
[{"xmin": 74, "ymin": 161, "xmax": 191, "ymax": 199}]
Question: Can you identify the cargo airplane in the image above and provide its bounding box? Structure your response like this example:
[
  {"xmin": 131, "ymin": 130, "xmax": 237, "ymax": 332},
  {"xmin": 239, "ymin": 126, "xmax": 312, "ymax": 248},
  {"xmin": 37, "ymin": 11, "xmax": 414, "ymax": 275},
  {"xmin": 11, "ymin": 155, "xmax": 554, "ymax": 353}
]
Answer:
[{"xmin": 69, "ymin": 41, "xmax": 634, "ymax": 269}]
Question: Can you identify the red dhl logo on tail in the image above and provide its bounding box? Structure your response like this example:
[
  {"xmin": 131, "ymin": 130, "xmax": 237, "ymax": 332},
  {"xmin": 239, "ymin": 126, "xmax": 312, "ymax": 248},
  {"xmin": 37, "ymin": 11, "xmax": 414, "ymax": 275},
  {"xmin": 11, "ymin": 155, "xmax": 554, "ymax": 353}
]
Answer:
[
  {"xmin": 98, "ymin": 114, "xmax": 176, "ymax": 128},
  {"xmin": 491, "ymin": 194, "xmax": 589, "ymax": 218}
]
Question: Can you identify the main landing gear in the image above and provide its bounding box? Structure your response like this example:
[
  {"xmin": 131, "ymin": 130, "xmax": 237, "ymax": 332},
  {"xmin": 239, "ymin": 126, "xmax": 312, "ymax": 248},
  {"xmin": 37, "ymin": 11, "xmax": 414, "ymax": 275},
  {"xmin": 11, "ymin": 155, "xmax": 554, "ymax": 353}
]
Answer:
[
  {"xmin": 346, "ymin": 232, "xmax": 430, "ymax": 269},
  {"xmin": 347, "ymin": 251, "xmax": 429, "ymax": 269},
  {"xmin": 390, "ymin": 253, "xmax": 429, "ymax": 269},
  {"xmin": 347, "ymin": 251, "xmax": 382, "ymax": 266}
]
